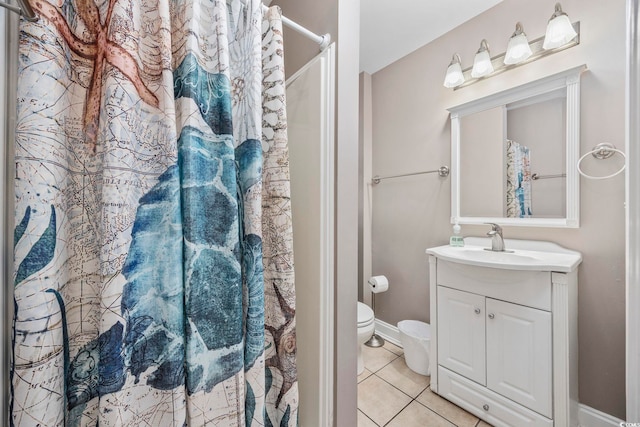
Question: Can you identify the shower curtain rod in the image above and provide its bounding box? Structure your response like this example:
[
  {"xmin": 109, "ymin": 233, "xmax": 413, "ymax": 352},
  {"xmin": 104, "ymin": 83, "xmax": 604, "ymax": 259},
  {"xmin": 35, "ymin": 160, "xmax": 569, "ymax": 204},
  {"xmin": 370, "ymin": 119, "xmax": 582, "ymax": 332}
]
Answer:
[
  {"xmin": 0, "ymin": 1, "xmax": 331, "ymax": 50},
  {"xmin": 262, "ymin": 4, "xmax": 331, "ymax": 51},
  {"xmin": 0, "ymin": 0, "xmax": 37, "ymax": 21}
]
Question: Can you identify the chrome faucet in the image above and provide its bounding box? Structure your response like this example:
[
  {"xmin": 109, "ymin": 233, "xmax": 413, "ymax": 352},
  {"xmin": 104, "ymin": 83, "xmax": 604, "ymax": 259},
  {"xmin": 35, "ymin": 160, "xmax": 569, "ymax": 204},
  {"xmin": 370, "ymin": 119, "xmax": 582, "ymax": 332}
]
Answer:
[{"xmin": 486, "ymin": 223, "xmax": 505, "ymax": 252}]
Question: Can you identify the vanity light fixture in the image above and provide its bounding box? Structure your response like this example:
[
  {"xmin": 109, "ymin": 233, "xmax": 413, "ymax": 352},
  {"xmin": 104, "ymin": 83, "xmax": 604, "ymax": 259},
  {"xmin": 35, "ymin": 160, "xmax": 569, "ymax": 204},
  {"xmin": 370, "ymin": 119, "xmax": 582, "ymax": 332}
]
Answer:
[
  {"xmin": 443, "ymin": 5, "xmax": 580, "ymax": 90},
  {"xmin": 471, "ymin": 39, "xmax": 494, "ymax": 78},
  {"xmin": 443, "ymin": 53, "xmax": 465, "ymax": 88},
  {"xmin": 543, "ymin": 3, "xmax": 578, "ymax": 49},
  {"xmin": 504, "ymin": 22, "xmax": 533, "ymax": 65}
]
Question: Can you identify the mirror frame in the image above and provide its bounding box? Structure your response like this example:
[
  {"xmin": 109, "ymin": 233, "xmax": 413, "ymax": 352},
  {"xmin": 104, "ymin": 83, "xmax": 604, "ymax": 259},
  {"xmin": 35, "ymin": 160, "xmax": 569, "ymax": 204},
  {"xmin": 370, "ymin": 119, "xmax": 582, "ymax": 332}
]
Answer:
[{"xmin": 449, "ymin": 64, "xmax": 586, "ymax": 228}]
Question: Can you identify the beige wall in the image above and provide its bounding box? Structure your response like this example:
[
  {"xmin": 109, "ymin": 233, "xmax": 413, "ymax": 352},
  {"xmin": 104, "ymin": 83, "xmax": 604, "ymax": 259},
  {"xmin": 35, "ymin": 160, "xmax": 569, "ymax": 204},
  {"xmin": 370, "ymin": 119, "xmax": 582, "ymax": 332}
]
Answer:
[
  {"xmin": 460, "ymin": 106, "xmax": 504, "ymax": 217},
  {"xmin": 369, "ymin": 0, "xmax": 626, "ymax": 419},
  {"xmin": 270, "ymin": 0, "xmax": 338, "ymax": 77},
  {"xmin": 335, "ymin": 1, "xmax": 360, "ymax": 425},
  {"xmin": 508, "ymin": 97, "xmax": 566, "ymax": 217}
]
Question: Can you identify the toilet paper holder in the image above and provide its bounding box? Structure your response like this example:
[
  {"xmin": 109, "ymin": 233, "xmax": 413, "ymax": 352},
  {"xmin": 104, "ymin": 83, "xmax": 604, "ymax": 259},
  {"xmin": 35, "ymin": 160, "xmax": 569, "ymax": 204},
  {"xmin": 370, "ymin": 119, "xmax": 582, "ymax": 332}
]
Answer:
[{"xmin": 365, "ymin": 277, "xmax": 387, "ymax": 348}]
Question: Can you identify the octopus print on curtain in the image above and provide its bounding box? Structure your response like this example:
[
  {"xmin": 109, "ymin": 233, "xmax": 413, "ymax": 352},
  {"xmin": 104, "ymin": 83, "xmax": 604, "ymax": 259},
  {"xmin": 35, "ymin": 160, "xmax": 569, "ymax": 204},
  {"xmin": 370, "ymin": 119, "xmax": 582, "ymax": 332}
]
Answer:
[{"xmin": 11, "ymin": 0, "xmax": 297, "ymax": 424}]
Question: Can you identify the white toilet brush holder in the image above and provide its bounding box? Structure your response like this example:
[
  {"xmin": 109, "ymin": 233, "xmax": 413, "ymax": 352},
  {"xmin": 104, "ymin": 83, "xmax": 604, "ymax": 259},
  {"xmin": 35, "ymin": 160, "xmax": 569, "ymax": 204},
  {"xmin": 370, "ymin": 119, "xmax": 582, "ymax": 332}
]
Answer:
[{"xmin": 365, "ymin": 292, "xmax": 385, "ymax": 347}]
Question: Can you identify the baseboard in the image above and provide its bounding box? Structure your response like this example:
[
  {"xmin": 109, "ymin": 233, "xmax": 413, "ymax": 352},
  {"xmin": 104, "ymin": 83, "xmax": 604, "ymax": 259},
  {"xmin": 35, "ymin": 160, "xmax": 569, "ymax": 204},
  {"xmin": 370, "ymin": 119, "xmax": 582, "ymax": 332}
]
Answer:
[
  {"xmin": 578, "ymin": 404, "xmax": 624, "ymax": 427},
  {"xmin": 373, "ymin": 318, "xmax": 402, "ymax": 347}
]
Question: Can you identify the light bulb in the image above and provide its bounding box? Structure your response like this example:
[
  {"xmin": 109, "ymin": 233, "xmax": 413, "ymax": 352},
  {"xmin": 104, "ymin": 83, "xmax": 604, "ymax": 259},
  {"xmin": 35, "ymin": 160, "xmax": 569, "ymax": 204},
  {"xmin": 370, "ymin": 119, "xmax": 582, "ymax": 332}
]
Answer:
[
  {"xmin": 471, "ymin": 39, "xmax": 494, "ymax": 78},
  {"xmin": 443, "ymin": 54, "xmax": 465, "ymax": 88},
  {"xmin": 543, "ymin": 3, "xmax": 577, "ymax": 49},
  {"xmin": 504, "ymin": 23, "xmax": 532, "ymax": 65}
]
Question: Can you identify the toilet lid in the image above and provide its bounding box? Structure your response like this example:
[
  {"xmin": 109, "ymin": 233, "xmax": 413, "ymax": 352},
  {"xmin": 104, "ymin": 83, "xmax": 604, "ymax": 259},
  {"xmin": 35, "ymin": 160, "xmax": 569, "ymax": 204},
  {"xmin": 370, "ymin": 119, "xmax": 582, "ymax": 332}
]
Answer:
[{"xmin": 357, "ymin": 302, "xmax": 374, "ymax": 325}]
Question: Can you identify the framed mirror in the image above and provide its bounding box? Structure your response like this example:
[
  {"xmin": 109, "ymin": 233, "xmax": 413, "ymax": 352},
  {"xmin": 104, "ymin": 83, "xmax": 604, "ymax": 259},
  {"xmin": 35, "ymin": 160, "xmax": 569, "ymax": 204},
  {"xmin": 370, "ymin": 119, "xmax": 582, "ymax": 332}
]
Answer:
[{"xmin": 449, "ymin": 65, "xmax": 586, "ymax": 228}]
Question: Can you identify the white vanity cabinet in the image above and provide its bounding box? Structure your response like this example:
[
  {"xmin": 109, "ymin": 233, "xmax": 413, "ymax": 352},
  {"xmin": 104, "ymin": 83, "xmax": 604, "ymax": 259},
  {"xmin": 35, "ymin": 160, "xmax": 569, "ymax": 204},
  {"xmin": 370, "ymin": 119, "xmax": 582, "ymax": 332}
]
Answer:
[
  {"xmin": 427, "ymin": 239, "xmax": 581, "ymax": 427},
  {"xmin": 438, "ymin": 287, "xmax": 552, "ymax": 418}
]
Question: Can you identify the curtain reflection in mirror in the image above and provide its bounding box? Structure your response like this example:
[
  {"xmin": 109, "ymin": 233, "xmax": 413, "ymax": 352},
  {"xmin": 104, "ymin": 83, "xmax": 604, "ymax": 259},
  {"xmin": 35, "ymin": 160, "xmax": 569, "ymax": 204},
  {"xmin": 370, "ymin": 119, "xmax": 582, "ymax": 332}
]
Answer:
[{"xmin": 506, "ymin": 140, "xmax": 533, "ymax": 218}]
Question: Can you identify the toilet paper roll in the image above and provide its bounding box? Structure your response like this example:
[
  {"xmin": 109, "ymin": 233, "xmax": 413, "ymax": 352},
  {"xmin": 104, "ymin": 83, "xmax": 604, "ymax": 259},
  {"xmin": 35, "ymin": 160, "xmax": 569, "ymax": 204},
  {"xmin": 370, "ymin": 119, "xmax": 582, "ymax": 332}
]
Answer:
[{"xmin": 368, "ymin": 275, "xmax": 389, "ymax": 293}]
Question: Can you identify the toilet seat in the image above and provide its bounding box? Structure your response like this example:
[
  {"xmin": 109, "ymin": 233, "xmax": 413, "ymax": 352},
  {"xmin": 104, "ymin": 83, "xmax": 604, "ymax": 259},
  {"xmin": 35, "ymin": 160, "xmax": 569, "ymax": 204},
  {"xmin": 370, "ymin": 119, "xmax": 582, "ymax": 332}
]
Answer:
[
  {"xmin": 357, "ymin": 302, "xmax": 374, "ymax": 327},
  {"xmin": 357, "ymin": 302, "xmax": 376, "ymax": 375}
]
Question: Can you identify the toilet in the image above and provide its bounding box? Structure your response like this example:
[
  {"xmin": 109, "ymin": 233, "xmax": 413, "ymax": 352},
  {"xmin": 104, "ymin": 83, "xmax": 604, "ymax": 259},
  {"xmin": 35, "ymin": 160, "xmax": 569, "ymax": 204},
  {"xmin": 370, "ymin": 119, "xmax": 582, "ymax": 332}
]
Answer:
[{"xmin": 357, "ymin": 302, "xmax": 375, "ymax": 375}]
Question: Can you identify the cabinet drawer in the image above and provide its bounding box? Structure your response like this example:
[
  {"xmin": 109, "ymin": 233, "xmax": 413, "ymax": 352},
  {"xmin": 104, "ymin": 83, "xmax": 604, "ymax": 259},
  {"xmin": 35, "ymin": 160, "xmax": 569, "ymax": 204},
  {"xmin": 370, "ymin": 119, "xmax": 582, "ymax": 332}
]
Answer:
[
  {"xmin": 436, "ymin": 259, "xmax": 552, "ymax": 311},
  {"xmin": 438, "ymin": 367, "xmax": 553, "ymax": 427}
]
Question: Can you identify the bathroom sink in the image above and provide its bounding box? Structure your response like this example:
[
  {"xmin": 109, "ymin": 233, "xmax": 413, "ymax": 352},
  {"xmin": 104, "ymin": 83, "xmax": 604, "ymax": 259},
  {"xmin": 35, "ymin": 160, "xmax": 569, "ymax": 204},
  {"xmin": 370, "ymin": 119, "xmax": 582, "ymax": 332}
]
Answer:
[
  {"xmin": 458, "ymin": 248, "xmax": 539, "ymax": 263},
  {"xmin": 426, "ymin": 237, "xmax": 582, "ymax": 272}
]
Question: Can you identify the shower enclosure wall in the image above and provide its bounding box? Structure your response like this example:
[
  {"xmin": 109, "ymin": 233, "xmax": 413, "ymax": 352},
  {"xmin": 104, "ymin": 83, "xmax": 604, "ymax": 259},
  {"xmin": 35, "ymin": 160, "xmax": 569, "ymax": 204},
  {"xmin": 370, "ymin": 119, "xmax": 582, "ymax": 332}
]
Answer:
[
  {"xmin": 2, "ymin": 11, "xmax": 17, "ymax": 423},
  {"xmin": 286, "ymin": 45, "xmax": 335, "ymax": 427}
]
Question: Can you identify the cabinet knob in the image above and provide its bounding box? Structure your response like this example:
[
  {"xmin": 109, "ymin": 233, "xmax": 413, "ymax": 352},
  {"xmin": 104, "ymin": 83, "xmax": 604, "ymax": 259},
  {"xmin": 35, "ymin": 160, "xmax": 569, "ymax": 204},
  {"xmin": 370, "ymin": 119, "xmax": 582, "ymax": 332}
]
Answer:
[
  {"xmin": 483, "ymin": 404, "xmax": 490, "ymax": 411},
  {"xmin": 488, "ymin": 313, "xmax": 495, "ymax": 319},
  {"xmin": 474, "ymin": 308, "xmax": 481, "ymax": 314}
]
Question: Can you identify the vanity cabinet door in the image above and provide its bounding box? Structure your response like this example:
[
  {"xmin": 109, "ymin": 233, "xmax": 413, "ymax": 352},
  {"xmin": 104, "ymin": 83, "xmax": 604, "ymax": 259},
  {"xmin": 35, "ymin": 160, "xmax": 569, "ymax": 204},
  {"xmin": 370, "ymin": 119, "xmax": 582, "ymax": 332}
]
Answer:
[
  {"xmin": 437, "ymin": 286, "xmax": 486, "ymax": 385},
  {"xmin": 486, "ymin": 298, "xmax": 552, "ymax": 418}
]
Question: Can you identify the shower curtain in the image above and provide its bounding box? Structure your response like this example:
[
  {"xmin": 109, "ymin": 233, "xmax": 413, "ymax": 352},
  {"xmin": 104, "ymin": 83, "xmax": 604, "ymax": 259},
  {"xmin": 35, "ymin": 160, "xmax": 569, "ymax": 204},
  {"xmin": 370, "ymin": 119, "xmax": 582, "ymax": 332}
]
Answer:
[
  {"xmin": 11, "ymin": 0, "xmax": 297, "ymax": 424},
  {"xmin": 506, "ymin": 139, "xmax": 533, "ymax": 218}
]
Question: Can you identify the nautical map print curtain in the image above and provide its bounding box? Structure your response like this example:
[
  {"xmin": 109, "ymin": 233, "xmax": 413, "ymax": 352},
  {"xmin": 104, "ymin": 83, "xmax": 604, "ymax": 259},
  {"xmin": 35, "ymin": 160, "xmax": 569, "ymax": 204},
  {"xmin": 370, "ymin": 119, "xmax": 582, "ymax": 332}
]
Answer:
[
  {"xmin": 261, "ymin": 7, "xmax": 298, "ymax": 426},
  {"xmin": 11, "ymin": 0, "xmax": 298, "ymax": 424},
  {"xmin": 506, "ymin": 139, "xmax": 533, "ymax": 218}
]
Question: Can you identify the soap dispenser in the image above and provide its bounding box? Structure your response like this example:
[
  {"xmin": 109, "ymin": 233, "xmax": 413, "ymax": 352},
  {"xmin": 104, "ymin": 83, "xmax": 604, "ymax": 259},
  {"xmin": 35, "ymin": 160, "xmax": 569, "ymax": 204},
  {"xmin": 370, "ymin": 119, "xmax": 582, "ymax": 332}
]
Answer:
[{"xmin": 450, "ymin": 220, "xmax": 464, "ymax": 247}]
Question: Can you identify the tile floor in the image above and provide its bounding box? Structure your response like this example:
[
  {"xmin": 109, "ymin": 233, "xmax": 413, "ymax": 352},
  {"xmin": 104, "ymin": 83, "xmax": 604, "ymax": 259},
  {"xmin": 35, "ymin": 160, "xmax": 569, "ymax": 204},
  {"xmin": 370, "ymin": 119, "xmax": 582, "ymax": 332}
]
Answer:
[{"xmin": 357, "ymin": 341, "xmax": 492, "ymax": 427}]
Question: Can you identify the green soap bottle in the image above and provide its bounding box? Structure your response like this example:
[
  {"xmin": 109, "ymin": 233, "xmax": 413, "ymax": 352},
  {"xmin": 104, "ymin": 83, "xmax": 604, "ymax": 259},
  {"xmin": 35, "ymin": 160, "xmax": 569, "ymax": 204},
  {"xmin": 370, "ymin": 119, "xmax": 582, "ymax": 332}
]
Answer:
[{"xmin": 450, "ymin": 220, "xmax": 464, "ymax": 247}]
